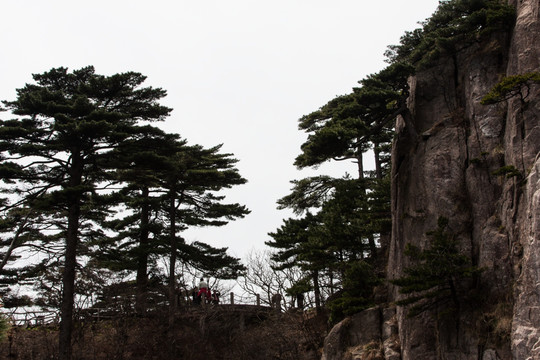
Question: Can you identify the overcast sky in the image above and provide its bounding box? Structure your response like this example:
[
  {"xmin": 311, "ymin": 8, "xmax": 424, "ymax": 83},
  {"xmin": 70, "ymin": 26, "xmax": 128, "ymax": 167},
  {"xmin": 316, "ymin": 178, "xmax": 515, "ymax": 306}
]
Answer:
[{"xmin": 1, "ymin": 0, "xmax": 440, "ymax": 260}]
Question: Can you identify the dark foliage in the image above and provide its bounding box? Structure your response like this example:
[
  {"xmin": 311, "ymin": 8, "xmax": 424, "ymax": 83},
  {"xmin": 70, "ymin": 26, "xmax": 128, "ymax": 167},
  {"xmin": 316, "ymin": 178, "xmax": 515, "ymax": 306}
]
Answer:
[
  {"xmin": 391, "ymin": 217, "xmax": 482, "ymax": 318},
  {"xmin": 385, "ymin": 0, "xmax": 515, "ymax": 69}
]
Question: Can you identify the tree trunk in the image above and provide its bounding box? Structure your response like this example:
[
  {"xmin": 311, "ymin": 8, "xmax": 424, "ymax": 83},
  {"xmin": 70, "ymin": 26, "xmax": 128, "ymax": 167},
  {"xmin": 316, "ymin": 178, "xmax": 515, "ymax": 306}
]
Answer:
[
  {"xmin": 59, "ymin": 205, "xmax": 79, "ymax": 360},
  {"xmin": 313, "ymin": 270, "xmax": 321, "ymax": 314},
  {"xmin": 59, "ymin": 154, "xmax": 83, "ymax": 360},
  {"xmin": 448, "ymin": 278, "xmax": 460, "ymax": 312},
  {"xmin": 356, "ymin": 146, "xmax": 364, "ymax": 180},
  {"xmin": 357, "ymin": 150, "xmax": 377, "ymax": 256},
  {"xmin": 136, "ymin": 187, "xmax": 150, "ymax": 315},
  {"xmin": 373, "ymin": 141, "xmax": 383, "ymax": 180},
  {"xmin": 168, "ymin": 195, "xmax": 177, "ymax": 327},
  {"xmin": 167, "ymin": 194, "xmax": 178, "ymax": 360}
]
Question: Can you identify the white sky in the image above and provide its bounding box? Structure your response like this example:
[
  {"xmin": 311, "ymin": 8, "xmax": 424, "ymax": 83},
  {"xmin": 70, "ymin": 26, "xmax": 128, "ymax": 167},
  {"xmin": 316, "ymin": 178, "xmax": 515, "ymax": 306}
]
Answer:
[{"xmin": 1, "ymin": 0, "xmax": 440, "ymax": 259}]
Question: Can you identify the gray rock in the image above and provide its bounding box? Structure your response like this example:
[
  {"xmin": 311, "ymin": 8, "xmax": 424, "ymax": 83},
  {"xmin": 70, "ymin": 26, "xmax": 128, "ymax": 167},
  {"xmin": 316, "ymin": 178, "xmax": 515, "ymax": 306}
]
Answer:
[
  {"xmin": 388, "ymin": 1, "xmax": 540, "ymax": 359},
  {"xmin": 321, "ymin": 307, "xmax": 382, "ymax": 360},
  {"xmin": 320, "ymin": 2, "xmax": 540, "ymax": 359}
]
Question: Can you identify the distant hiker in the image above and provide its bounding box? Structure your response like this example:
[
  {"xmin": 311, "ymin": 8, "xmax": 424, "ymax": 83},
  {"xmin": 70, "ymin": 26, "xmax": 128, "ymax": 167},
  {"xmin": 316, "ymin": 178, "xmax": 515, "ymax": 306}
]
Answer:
[
  {"xmin": 192, "ymin": 287, "xmax": 201, "ymax": 305},
  {"xmin": 197, "ymin": 278, "xmax": 211, "ymax": 303},
  {"xmin": 296, "ymin": 293, "xmax": 304, "ymax": 309},
  {"xmin": 271, "ymin": 293, "xmax": 282, "ymax": 312},
  {"xmin": 211, "ymin": 291, "xmax": 220, "ymax": 304},
  {"xmin": 198, "ymin": 278, "xmax": 208, "ymax": 291}
]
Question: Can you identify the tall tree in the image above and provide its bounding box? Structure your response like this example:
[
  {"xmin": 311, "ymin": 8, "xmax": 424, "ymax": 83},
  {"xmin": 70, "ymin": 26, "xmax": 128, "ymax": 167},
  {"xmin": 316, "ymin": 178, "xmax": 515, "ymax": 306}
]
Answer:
[
  {"xmin": 270, "ymin": 63, "xmax": 412, "ymax": 318},
  {"xmin": 267, "ymin": 213, "xmax": 330, "ymax": 312},
  {"xmin": 156, "ymin": 142, "xmax": 249, "ymax": 322},
  {"xmin": 271, "ymin": 176, "xmax": 386, "ymax": 317},
  {"xmin": 0, "ymin": 66, "xmax": 171, "ymax": 360},
  {"xmin": 292, "ymin": 63, "xmax": 412, "ymax": 258},
  {"xmin": 97, "ymin": 126, "xmax": 181, "ymax": 314}
]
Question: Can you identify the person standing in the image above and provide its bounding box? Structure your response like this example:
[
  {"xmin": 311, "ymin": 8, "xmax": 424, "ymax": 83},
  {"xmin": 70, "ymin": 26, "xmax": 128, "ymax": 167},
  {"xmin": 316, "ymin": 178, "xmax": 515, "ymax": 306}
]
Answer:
[
  {"xmin": 192, "ymin": 287, "xmax": 200, "ymax": 305},
  {"xmin": 197, "ymin": 278, "xmax": 210, "ymax": 303}
]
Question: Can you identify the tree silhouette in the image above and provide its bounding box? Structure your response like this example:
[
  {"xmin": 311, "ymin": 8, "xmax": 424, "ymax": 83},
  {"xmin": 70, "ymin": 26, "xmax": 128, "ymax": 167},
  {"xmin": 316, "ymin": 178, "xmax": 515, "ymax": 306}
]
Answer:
[
  {"xmin": 392, "ymin": 217, "xmax": 481, "ymax": 318},
  {"xmin": 0, "ymin": 66, "xmax": 171, "ymax": 360}
]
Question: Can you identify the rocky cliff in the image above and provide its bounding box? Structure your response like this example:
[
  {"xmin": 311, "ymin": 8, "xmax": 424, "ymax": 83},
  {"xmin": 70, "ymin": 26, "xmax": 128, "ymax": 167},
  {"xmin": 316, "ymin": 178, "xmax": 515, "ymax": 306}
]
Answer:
[{"xmin": 322, "ymin": 1, "xmax": 540, "ymax": 359}]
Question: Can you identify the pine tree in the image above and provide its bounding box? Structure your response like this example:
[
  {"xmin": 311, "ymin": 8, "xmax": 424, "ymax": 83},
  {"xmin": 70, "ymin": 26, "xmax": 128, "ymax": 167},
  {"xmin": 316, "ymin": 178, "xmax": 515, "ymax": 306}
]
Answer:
[
  {"xmin": 295, "ymin": 62, "xmax": 412, "ymax": 175},
  {"xmin": 385, "ymin": 0, "xmax": 515, "ymax": 68},
  {"xmin": 0, "ymin": 66, "xmax": 171, "ymax": 360},
  {"xmin": 481, "ymin": 72, "xmax": 540, "ymax": 105},
  {"xmin": 266, "ymin": 213, "xmax": 329, "ymax": 312},
  {"xmin": 96, "ymin": 126, "xmax": 181, "ymax": 314},
  {"xmin": 391, "ymin": 217, "xmax": 481, "ymax": 318},
  {"xmin": 327, "ymin": 260, "xmax": 379, "ymax": 323},
  {"xmin": 155, "ymin": 142, "xmax": 249, "ymax": 319}
]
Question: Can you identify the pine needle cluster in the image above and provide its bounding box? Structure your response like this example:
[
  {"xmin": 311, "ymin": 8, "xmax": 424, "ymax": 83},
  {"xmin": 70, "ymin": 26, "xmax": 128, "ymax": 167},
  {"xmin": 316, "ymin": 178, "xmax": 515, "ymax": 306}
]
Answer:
[{"xmin": 392, "ymin": 217, "xmax": 482, "ymax": 318}]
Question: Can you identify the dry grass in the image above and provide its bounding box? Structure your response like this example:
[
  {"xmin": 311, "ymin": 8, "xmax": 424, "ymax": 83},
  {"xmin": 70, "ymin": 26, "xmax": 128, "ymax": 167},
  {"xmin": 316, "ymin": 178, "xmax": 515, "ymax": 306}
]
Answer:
[
  {"xmin": 478, "ymin": 300, "xmax": 513, "ymax": 347},
  {"xmin": 0, "ymin": 309, "xmax": 328, "ymax": 360},
  {"xmin": 361, "ymin": 340, "xmax": 384, "ymax": 360}
]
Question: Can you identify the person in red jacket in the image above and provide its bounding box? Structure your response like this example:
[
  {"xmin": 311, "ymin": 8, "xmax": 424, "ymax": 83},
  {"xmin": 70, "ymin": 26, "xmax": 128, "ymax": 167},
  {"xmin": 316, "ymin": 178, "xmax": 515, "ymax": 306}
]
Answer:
[{"xmin": 197, "ymin": 278, "xmax": 211, "ymax": 303}]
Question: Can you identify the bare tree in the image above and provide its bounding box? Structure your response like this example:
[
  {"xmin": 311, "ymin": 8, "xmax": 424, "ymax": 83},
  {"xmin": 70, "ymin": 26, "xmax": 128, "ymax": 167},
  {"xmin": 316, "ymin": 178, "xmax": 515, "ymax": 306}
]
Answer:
[{"xmin": 237, "ymin": 250, "xmax": 306, "ymax": 310}]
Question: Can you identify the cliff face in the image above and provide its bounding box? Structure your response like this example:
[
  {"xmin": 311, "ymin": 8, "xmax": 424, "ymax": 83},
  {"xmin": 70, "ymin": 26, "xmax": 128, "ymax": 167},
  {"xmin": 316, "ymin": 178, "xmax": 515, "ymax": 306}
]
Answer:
[
  {"xmin": 387, "ymin": 0, "xmax": 540, "ymax": 359},
  {"xmin": 321, "ymin": 1, "xmax": 540, "ymax": 359}
]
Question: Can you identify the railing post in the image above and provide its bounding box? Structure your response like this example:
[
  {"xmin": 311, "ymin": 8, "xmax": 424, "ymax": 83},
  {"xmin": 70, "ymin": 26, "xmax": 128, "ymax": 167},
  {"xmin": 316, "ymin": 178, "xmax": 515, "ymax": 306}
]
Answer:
[
  {"xmin": 271, "ymin": 293, "xmax": 282, "ymax": 313},
  {"xmin": 256, "ymin": 294, "xmax": 260, "ymax": 306},
  {"xmin": 230, "ymin": 292, "xmax": 234, "ymax": 305}
]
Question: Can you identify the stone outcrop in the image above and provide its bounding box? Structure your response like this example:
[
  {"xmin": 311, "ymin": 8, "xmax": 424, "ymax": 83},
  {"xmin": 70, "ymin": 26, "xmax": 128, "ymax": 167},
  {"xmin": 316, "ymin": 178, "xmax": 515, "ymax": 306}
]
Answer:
[
  {"xmin": 511, "ymin": 154, "xmax": 540, "ymax": 360},
  {"xmin": 321, "ymin": 307, "xmax": 400, "ymax": 360},
  {"xmin": 389, "ymin": 0, "xmax": 540, "ymax": 358},
  {"xmin": 321, "ymin": 1, "xmax": 540, "ymax": 359}
]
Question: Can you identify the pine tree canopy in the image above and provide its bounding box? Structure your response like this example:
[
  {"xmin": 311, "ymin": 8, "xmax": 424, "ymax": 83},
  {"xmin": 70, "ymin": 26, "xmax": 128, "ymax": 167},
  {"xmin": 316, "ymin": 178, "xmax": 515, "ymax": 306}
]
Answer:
[
  {"xmin": 0, "ymin": 66, "xmax": 250, "ymax": 359},
  {"xmin": 385, "ymin": 0, "xmax": 515, "ymax": 68},
  {"xmin": 481, "ymin": 72, "xmax": 540, "ymax": 105},
  {"xmin": 295, "ymin": 62, "xmax": 412, "ymax": 170},
  {"xmin": 391, "ymin": 217, "xmax": 482, "ymax": 318}
]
